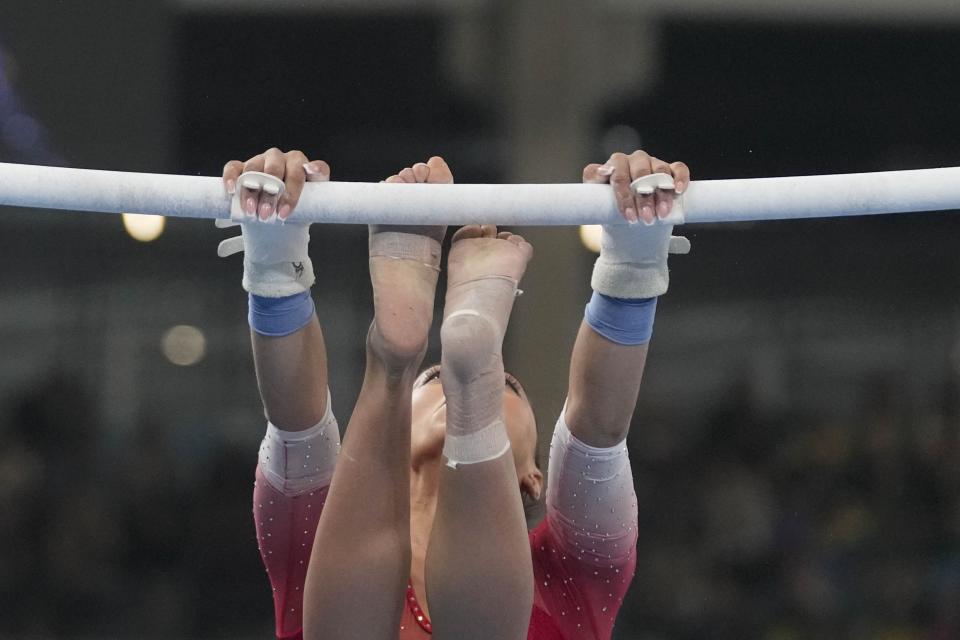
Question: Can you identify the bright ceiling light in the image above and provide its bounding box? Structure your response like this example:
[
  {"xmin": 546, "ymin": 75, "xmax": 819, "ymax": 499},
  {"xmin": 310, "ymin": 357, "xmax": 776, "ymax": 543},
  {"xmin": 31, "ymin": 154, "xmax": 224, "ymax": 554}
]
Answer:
[
  {"xmin": 579, "ymin": 224, "xmax": 602, "ymax": 254},
  {"xmin": 162, "ymin": 325, "xmax": 207, "ymax": 366},
  {"xmin": 122, "ymin": 213, "xmax": 165, "ymax": 242}
]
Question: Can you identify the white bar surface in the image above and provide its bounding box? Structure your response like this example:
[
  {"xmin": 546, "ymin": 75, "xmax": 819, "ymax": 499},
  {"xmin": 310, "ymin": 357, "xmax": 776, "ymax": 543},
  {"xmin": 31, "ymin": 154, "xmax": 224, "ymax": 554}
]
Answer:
[{"xmin": 1, "ymin": 162, "xmax": 959, "ymax": 226}]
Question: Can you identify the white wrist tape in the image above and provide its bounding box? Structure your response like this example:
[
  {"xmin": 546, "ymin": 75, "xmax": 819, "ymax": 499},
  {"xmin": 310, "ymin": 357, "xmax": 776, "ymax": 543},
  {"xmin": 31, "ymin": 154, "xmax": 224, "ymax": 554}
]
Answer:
[
  {"xmin": 591, "ymin": 174, "xmax": 691, "ymax": 299},
  {"xmin": 443, "ymin": 418, "xmax": 511, "ymax": 469},
  {"xmin": 217, "ymin": 172, "xmax": 315, "ymax": 297},
  {"xmin": 240, "ymin": 223, "xmax": 314, "ymax": 297},
  {"xmin": 590, "ymin": 224, "xmax": 690, "ymax": 299},
  {"xmin": 591, "ymin": 224, "xmax": 669, "ymax": 299}
]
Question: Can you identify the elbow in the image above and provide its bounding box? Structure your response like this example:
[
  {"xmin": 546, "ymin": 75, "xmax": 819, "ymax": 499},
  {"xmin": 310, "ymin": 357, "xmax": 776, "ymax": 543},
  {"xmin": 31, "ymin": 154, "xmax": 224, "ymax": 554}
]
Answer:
[
  {"xmin": 574, "ymin": 425, "xmax": 629, "ymax": 449},
  {"xmin": 564, "ymin": 399, "xmax": 630, "ymax": 448}
]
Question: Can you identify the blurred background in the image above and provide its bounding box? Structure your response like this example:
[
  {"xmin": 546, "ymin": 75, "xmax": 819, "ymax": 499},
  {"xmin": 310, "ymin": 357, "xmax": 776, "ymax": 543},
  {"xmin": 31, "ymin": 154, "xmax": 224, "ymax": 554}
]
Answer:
[{"xmin": 1, "ymin": 1, "xmax": 959, "ymax": 638}]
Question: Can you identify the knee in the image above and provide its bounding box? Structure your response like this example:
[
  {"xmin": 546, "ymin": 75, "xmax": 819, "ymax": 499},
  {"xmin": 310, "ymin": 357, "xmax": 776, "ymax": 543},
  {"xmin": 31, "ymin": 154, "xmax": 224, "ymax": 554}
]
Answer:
[{"xmin": 439, "ymin": 312, "xmax": 498, "ymax": 382}]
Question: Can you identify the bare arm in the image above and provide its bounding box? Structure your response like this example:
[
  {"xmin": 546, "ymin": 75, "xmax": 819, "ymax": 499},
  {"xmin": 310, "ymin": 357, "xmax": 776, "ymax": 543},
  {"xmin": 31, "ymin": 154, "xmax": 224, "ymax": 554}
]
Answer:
[
  {"xmin": 564, "ymin": 150, "xmax": 690, "ymax": 447},
  {"xmin": 222, "ymin": 148, "xmax": 332, "ymax": 431},
  {"xmin": 251, "ymin": 320, "xmax": 328, "ymax": 430},
  {"xmin": 565, "ymin": 322, "xmax": 648, "ymax": 447}
]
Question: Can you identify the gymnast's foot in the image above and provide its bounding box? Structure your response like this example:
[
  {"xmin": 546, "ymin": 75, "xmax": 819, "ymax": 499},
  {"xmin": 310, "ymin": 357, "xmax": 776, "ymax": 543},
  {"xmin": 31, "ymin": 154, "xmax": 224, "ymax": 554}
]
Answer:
[
  {"xmin": 367, "ymin": 158, "xmax": 452, "ymax": 368},
  {"xmin": 442, "ymin": 224, "xmax": 534, "ymax": 355}
]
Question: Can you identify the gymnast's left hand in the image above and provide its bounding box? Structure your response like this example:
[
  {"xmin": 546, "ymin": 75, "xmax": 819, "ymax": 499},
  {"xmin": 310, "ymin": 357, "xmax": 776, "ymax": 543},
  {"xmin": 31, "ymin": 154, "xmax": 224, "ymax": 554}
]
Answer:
[
  {"xmin": 582, "ymin": 150, "xmax": 690, "ymax": 225},
  {"xmin": 222, "ymin": 147, "xmax": 330, "ymax": 222}
]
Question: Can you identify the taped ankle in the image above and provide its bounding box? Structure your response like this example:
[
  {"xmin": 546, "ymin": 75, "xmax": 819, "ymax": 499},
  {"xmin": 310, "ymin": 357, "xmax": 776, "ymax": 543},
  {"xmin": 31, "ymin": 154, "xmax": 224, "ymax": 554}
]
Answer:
[
  {"xmin": 439, "ymin": 313, "xmax": 510, "ymax": 468},
  {"xmin": 368, "ymin": 230, "xmax": 442, "ymax": 270},
  {"xmin": 438, "ymin": 310, "xmax": 499, "ymax": 381},
  {"xmin": 443, "ymin": 418, "xmax": 511, "ymax": 469},
  {"xmin": 439, "ymin": 238, "xmax": 525, "ymax": 470}
]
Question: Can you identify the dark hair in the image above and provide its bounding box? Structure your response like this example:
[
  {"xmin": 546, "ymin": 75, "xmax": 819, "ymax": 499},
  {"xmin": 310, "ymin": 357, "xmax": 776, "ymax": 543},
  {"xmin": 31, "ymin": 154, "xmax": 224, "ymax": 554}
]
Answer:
[{"xmin": 415, "ymin": 363, "xmax": 526, "ymax": 401}]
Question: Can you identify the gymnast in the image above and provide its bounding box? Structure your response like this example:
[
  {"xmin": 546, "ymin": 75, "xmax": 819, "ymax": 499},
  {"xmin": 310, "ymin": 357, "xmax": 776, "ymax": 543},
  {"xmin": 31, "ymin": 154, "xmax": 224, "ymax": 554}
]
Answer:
[{"xmin": 219, "ymin": 147, "xmax": 690, "ymax": 639}]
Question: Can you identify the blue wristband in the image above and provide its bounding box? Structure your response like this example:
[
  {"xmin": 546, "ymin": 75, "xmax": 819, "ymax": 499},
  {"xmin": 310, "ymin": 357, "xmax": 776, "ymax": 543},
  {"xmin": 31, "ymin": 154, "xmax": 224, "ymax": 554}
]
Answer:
[
  {"xmin": 584, "ymin": 292, "xmax": 657, "ymax": 345},
  {"xmin": 248, "ymin": 291, "xmax": 316, "ymax": 337}
]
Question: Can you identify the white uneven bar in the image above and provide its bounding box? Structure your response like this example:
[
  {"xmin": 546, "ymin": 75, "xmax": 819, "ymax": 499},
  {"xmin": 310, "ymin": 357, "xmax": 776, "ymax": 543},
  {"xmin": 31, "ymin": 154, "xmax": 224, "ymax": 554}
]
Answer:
[{"xmin": 1, "ymin": 162, "xmax": 960, "ymax": 225}]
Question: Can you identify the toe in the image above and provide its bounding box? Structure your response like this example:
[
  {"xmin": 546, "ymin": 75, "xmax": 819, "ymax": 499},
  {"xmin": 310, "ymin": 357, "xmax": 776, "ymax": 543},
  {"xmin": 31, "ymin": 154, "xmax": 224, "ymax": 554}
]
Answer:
[
  {"xmin": 481, "ymin": 224, "xmax": 498, "ymax": 238},
  {"xmin": 452, "ymin": 224, "xmax": 485, "ymax": 243},
  {"xmin": 513, "ymin": 235, "xmax": 534, "ymax": 258}
]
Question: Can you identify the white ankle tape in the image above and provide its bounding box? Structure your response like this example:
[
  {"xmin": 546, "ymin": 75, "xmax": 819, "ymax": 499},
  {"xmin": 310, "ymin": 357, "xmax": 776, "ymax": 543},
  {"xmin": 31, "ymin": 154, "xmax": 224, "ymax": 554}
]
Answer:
[
  {"xmin": 258, "ymin": 396, "xmax": 340, "ymax": 496},
  {"xmin": 447, "ymin": 274, "xmax": 520, "ymax": 294},
  {"xmin": 443, "ymin": 274, "xmax": 521, "ymax": 339},
  {"xmin": 443, "ymin": 419, "xmax": 511, "ymax": 469},
  {"xmin": 369, "ymin": 231, "xmax": 442, "ymax": 271}
]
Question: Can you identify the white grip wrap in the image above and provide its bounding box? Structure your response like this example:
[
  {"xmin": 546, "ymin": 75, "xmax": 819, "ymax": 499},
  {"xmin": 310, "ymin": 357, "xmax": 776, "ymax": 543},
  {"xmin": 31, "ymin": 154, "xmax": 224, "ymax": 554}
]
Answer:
[
  {"xmin": 589, "ymin": 173, "xmax": 689, "ymax": 299},
  {"xmin": 218, "ymin": 172, "xmax": 314, "ymax": 297},
  {"xmin": 590, "ymin": 225, "xmax": 673, "ymax": 299}
]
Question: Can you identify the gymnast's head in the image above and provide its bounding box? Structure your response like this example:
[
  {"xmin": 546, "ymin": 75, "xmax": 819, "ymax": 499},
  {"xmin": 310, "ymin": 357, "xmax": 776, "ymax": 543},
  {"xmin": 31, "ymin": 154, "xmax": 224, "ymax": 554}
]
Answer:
[{"xmin": 411, "ymin": 364, "xmax": 544, "ymax": 509}]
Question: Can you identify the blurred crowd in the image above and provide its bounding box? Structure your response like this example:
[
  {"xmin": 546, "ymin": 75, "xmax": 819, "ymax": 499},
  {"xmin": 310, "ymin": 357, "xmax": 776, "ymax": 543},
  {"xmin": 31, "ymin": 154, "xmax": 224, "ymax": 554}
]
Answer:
[
  {"xmin": 1, "ymin": 368, "xmax": 957, "ymax": 639},
  {"xmin": 624, "ymin": 377, "xmax": 960, "ymax": 640},
  {"xmin": 0, "ymin": 370, "xmax": 272, "ymax": 639}
]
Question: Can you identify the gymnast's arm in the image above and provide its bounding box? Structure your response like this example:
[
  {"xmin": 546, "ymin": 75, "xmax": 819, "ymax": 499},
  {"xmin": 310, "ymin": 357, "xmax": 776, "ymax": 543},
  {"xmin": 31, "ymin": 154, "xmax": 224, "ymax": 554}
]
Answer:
[
  {"xmin": 532, "ymin": 151, "xmax": 689, "ymax": 634},
  {"xmin": 564, "ymin": 151, "xmax": 690, "ymax": 445},
  {"xmin": 564, "ymin": 322, "xmax": 648, "ymax": 446},
  {"xmin": 221, "ymin": 148, "xmax": 332, "ymax": 428}
]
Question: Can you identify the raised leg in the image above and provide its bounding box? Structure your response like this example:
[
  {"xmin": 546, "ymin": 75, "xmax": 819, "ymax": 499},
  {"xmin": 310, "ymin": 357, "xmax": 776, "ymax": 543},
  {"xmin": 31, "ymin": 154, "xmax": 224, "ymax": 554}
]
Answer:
[
  {"xmin": 302, "ymin": 224, "xmax": 445, "ymax": 640},
  {"xmin": 425, "ymin": 225, "xmax": 535, "ymax": 640}
]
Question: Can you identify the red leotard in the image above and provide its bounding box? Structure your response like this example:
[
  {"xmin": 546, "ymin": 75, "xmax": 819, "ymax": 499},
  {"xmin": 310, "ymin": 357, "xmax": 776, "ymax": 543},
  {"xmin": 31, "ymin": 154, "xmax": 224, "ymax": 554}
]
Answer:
[
  {"xmin": 267, "ymin": 415, "xmax": 637, "ymax": 640},
  {"xmin": 399, "ymin": 519, "xmax": 636, "ymax": 640}
]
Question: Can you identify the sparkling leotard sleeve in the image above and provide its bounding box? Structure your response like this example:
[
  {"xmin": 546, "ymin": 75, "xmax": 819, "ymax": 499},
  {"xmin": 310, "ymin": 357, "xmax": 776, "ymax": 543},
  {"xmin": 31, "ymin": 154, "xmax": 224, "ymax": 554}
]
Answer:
[{"xmin": 528, "ymin": 412, "xmax": 639, "ymax": 639}]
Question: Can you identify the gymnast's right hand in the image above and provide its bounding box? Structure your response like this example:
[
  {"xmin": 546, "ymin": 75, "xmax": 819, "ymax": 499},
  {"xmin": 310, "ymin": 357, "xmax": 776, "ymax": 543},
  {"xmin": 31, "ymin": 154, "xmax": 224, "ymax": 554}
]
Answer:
[
  {"xmin": 582, "ymin": 150, "xmax": 691, "ymax": 299},
  {"xmin": 218, "ymin": 148, "xmax": 330, "ymax": 297},
  {"xmin": 222, "ymin": 147, "xmax": 330, "ymax": 222}
]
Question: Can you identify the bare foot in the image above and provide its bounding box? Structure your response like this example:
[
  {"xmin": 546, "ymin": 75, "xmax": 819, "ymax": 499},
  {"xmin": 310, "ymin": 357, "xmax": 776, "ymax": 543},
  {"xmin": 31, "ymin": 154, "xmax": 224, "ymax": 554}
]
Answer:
[
  {"xmin": 368, "ymin": 224, "xmax": 446, "ymax": 366},
  {"xmin": 440, "ymin": 224, "xmax": 533, "ymax": 434},
  {"xmin": 444, "ymin": 224, "xmax": 534, "ymax": 348},
  {"xmin": 368, "ymin": 157, "xmax": 454, "ymax": 368}
]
